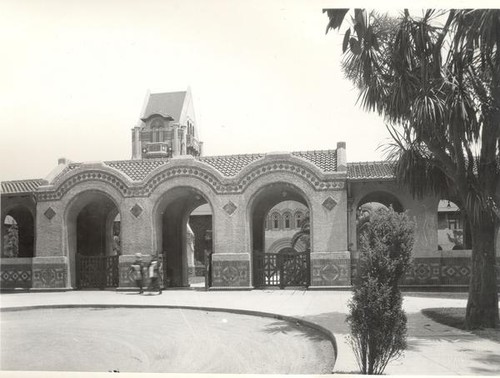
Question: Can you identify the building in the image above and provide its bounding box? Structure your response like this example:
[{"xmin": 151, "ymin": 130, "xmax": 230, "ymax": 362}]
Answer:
[{"xmin": 1, "ymin": 90, "xmax": 499, "ymax": 290}]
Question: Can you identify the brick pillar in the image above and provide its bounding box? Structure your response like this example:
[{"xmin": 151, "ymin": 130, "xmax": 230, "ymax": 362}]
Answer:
[
  {"xmin": 131, "ymin": 126, "xmax": 141, "ymax": 160},
  {"xmin": 180, "ymin": 125, "xmax": 187, "ymax": 155}
]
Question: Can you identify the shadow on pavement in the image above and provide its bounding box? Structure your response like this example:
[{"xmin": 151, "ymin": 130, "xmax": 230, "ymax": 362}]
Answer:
[
  {"xmin": 471, "ymin": 353, "xmax": 500, "ymax": 374},
  {"xmin": 263, "ymin": 320, "xmax": 329, "ymax": 342},
  {"xmin": 299, "ymin": 312, "xmax": 349, "ymax": 334}
]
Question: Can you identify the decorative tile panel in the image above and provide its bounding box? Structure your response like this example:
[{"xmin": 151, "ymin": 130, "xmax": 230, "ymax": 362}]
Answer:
[
  {"xmin": 44, "ymin": 207, "xmax": 56, "ymax": 220},
  {"xmin": 322, "ymin": 196, "xmax": 337, "ymax": 211},
  {"xmin": 223, "ymin": 201, "xmax": 237, "ymax": 215},
  {"xmin": 212, "ymin": 260, "xmax": 249, "ymax": 287},
  {"xmin": 130, "ymin": 204, "xmax": 143, "ymax": 218},
  {"xmin": 0, "ymin": 264, "xmax": 32, "ymax": 289},
  {"xmin": 311, "ymin": 258, "xmax": 350, "ymax": 286},
  {"xmin": 32, "ymin": 266, "xmax": 66, "ymax": 289}
]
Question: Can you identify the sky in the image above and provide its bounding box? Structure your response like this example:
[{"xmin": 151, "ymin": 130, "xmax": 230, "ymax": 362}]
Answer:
[{"xmin": 0, "ymin": 0, "xmax": 486, "ymax": 182}]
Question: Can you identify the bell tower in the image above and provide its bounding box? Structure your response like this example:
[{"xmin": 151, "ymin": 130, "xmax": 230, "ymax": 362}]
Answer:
[{"xmin": 131, "ymin": 87, "xmax": 203, "ymax": 159}]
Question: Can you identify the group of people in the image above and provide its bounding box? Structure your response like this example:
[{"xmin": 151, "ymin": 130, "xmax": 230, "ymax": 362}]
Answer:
[{"xmin": 128, "ymin": 253, "xmax": 162, "ymax": 294}]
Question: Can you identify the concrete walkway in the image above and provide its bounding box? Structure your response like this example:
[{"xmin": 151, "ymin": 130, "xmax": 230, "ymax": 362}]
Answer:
[{"xmin": 1, "ymin": 289, "xmax": 499, "ymax": 375}]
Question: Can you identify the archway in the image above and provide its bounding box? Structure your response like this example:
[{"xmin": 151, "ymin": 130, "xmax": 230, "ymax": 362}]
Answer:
[
  {"xmin": 355, "ymin": 191, "xmax": 404, "ymax": 250},
  {"xmin": 188, "ymin": 203, "xmax": 213, "ymax": 287},
  {"xmin": 264, "ymin": 201, "xmax": 308, "ymax": 254},
  {"xmin": 249, "ymin": 183, "xmax": 311, "ymax": 288},
  {"xmin": 2, "ymin": 206, "xmax": 34, "ymax": 258},
  {"xmin": 437, "ymin": 199, "xmax": 472, "ymax": 251},
  {"xmin": 154, "ymin": 187, "xmax": 213, "ymax": 288},
  {"xmin": 65, "ymin": 190, "xmax": 121, "ymax": 288}
]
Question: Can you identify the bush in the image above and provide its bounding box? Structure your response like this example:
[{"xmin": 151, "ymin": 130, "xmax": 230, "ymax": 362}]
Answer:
[
  {"xmin": 347, "ymin": 207, "xmax": 414, "ymax": 374},
  {"xmin": 2, "ymin": 224, "xmax": 19, "ymax": 258}
]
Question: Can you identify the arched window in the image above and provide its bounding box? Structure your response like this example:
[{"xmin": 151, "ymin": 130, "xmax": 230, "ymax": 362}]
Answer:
[
  {"xmin": 272, "ymin": 213, "xmax": 280, "ymax": 230},
  {"xmin": 295, "ymin": 212, "xmax": 303, "ymax": 229},
  {"xmin": 284, "ymin": 213, "xmax": 291, "ymax": 229},
  {"xmin": 151, "ymin": 118, "xmax": 164, "ymax": 143}
]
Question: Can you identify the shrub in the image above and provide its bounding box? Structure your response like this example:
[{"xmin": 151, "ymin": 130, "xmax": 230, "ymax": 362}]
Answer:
[
  {"xmin": 2, "ymin": 224, "xmax": 19, "ymax": 258},
  {"xmin": 347, "ymin": 207, "xmax": 414, "ymax": 374}
]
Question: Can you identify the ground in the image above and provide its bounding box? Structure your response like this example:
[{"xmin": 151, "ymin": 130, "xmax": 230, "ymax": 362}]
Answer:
[
  {"xmin": 1, "ymin": 307, "xmax": 334, "ymax": 373},
  {"xmin": 1, "ymin": 289, "xmax": 499, "ymax": 375}
]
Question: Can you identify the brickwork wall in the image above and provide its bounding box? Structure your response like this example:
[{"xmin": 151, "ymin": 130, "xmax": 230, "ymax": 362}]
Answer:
[
  {"xmin": 351, "ymin": 252, "xmax": 500, "ymax": 287},
  {"xmin": 11, "ymin": 153, "xmax": 497, "ymax": 291}
]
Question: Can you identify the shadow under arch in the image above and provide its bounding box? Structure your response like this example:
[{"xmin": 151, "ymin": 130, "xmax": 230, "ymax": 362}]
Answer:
[
  {"xmin": 356, "ymin": 190, "xmax": 404, "ymax": 214},
  {"xmin": 64, "ymin": 189, "xmax": 121, "ymax": 288},
  {"xmin": 247, "ymin": 182, "xmax": 312, "ymax": 288},
  {"xmin": 436, "ymin": 198, "xmax": 472, "ymax": 251},
  {"xmin": 153, "ymin": 186, "xmax": 214, "ymax": 288},
  {"xmin": 354, "ymin": 190, "xmax": 405, "ymax": 253}
]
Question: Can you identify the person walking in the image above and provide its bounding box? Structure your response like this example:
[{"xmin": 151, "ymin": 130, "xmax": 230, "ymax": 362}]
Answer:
[
  {"xmin": 148, "ymin": 255, "xmax": 162, "ymax": 294},
  {"xmin": 129, "ymin": 253, "xmax": 145, "ymax": 294}
]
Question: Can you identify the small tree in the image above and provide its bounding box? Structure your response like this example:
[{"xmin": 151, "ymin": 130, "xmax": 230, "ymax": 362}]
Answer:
[
  {"xmin": 347, "ymin": 207, "xmax": 414, "ymax": 374},
  {"xmin": 3, "ymin": 224, "xmax": 19, "ymax": 258},
  {"xmin": 325, "ymin": 8, "xmax": 500, "ymax": 329}
]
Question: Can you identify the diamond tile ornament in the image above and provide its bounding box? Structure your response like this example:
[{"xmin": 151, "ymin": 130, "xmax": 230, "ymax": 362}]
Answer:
[
  {"xmin": 223, "ymin": 201, "xmax": 237, "ymax": 215},
  {"xmin": 322, "ymin": 196, "xmax": 337, "ymax": 211},
  {"xmin": 130, "ymin": 204, "xmax": 143, "ymax": 218},
  {"xmin": 44, "ymin": 207, "xmax": 56, "ymax": 220}
]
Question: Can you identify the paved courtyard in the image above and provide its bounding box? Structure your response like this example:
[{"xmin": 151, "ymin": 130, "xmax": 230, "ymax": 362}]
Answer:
[{"xmin": 1, "ymin": 289, "xmax": 499, "ymax": 375}]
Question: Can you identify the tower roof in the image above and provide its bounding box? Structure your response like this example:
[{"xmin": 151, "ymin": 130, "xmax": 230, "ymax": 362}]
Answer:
[{"xmin": 141, "ymin": 91, "xmax": 187, "ymax": 121}]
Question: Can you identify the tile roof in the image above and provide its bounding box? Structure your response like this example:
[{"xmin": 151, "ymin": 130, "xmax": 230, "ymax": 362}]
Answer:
[
  {"xmin": 292, "ymin": 150, "xmax": 337, "ymax": 172},
  {"xmin": 51, "ymin": 163, "xmax": 82, "ymax": 183},
  {"xmin": 1, "ymin": 179, "xmax": 46, "ymax": 194},
  {"xmin": 347, "ymin": 161, "xmax": 395, "ymax": 180},
  {"xmin": 142, "ymin": 92, "xmax": 186, "ymax": 121},
  {"xmin": 104, "ymin": 159, "xmax": 170, "ymax": 181},
  {"xmin": 198, "ymin": 154, "xmax": 265, "ymax": 177},
  {"xmin": 2, "ymin": 150, "xmax": 343, "ymax": 194}
]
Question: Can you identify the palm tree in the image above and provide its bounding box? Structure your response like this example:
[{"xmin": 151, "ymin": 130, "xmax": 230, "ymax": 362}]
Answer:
[{"xmin": 325, "ymin": 9, "xmax": 500, "ymax": 329}]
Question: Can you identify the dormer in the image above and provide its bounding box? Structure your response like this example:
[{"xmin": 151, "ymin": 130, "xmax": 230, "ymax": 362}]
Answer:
[{"xmin": 131, "ymin": 88, "xmax": 203, "ymax": 159}]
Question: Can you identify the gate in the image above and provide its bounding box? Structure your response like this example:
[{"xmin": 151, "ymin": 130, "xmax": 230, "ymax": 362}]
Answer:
[
  {"xmin": 254, "ymin": 249, "xmax": 310, "ymax": 288},
  {"xmin": 76, "ymin": 254, "xmax": 119, "ymax": 289}
]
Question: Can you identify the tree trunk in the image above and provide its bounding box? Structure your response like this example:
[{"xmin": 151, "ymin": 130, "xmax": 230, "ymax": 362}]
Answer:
[{"xmin": 465, "ymin": 218, "xmax": 499, "ymax": 329}]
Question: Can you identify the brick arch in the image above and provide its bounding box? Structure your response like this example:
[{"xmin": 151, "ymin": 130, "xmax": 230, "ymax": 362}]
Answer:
[
  {"xmin": 151, "ymin": 182, "xmax": 216, "ymax": 288},
  {"xmin": 38, "ymin": 167, "xmax": 132, "ymax": 202},
  {"xmin": 237, "ymin": 159, "xmax": 342, "ymax": 193},
  {"xmin": 64, "ymin": 188, "xmax": 123, "ymax": 288},
  {"xmin": 267, "ymin": 237, "xmax": 292, "ymax": 254},
  {"xmin": 1, "ymin": 203, "xmax": 35, "ymax": 258},
  {"xmin": 355, "ymin": 190, "xmax": 405, "ymax": 214},
  {"xmin": 246, "ymin": 177, "xmax": 313, "ymax": 286},
  {"xmin": 142, "ymin": 164, "xmax": 225, "ymax": 196}
]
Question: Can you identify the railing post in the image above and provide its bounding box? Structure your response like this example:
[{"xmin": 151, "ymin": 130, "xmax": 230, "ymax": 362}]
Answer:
[{"xmin": 279, "ymin": 254, "xmax": 285, "ymax": 289}]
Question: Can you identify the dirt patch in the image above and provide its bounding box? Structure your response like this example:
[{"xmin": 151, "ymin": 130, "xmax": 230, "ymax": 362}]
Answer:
[{"xmin": 1, "ymin": 307, "xmax": 335, "ymax": 374}]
